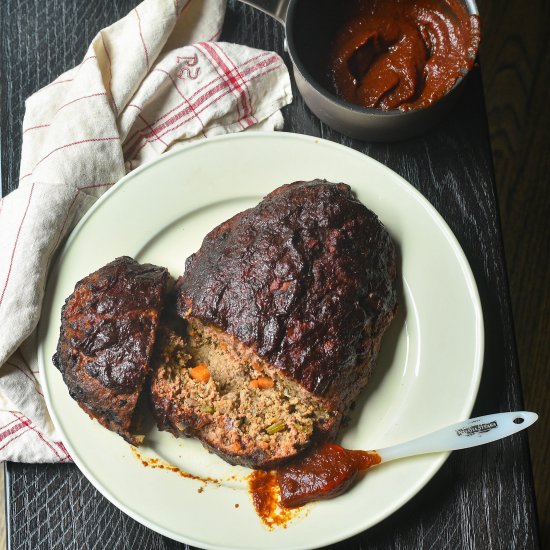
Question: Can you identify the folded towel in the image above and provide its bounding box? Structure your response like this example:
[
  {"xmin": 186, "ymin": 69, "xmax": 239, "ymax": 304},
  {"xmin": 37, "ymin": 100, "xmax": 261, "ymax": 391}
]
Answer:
[{"xmin": 0, "ymin": 0, "xmax": 292, "ymax": 462}]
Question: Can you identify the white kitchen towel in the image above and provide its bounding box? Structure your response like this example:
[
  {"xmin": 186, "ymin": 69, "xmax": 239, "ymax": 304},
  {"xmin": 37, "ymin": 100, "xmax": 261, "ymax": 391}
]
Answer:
[{"xmin": 0, "ymin": 0, "xmax": 292, "ymax": 462}]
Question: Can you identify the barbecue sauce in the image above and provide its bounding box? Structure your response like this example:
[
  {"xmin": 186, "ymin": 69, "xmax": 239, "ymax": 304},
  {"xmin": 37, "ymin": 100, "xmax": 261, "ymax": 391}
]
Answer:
[
  {"xmin": 248, "ymin": 470, "xmax": 298, "ymax": 528},
  {"xmin": 249, "ymin": 443, "xmax": 381, "ymax": 522},
  {"xmin": 327, "ymin": 0, "xmax": 480, "ymax": 110},
  {"xmin": 277, "ymin": 443, "xmax": 381, "ymax": 508}
]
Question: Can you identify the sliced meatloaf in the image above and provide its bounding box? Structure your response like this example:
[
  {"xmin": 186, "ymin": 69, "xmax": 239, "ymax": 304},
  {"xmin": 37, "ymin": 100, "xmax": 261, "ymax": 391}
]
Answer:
[
  {"xmin": 152, "ymin": 180, "xmax": 397, "ymax": 468},
  {"xmin": 53, "ymin": 256, "xmax": 169, "ymax": 445}
]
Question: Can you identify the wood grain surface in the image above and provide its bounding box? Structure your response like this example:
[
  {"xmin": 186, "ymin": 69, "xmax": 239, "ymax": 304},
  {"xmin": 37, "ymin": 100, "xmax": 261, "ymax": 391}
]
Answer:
[
  {"xmin": 477, "ymin": 1, "xmax": 550, "ymax": 547},
  {"xmin": 0, "ymin": 470, "xmax": 5, "ymax": 550},
  {"xmin": 0, "ymin": 0, "xmax": 544, "ymax": 548}
]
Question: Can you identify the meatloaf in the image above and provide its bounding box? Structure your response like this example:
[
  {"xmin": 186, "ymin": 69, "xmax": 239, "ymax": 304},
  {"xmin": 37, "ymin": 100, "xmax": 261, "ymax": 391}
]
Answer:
[
  {"xmin": 53, "ymin": 256, "xmax": 169, "ymax": 445},
  {"xmin": 151, "ymin": 180, "xmax": 397, "ymax": 468}
]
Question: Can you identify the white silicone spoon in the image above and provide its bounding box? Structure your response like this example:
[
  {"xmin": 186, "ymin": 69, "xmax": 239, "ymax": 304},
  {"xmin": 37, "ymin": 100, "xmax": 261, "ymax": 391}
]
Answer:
[
  {"xmin": 376, "ymin": 411, "xmax": 538, "ymax": 463},
  {"xmin": 276, "ymin": 412, "xmax": 538, "ymax": 508}
]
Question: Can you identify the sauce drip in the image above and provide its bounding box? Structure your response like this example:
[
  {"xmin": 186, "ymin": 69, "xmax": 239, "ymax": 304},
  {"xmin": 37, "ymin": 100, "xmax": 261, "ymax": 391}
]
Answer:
[
  {"xmin": 130, "ymin": 447, "xmax": 220, "ymax": 484},
  {"xmin": 133, "ymin": 444, "xmax": 381, "ymax": 527},
  {"xmin": 327, "ymin": 0, "xmax": 480, "ymax": 111}
]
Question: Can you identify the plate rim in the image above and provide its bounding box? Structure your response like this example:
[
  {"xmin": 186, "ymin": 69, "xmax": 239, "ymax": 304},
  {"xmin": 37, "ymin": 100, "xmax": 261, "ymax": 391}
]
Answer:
[{"xmin": 38, "ymin": 131, "xmax": 484, "ymax": 549}]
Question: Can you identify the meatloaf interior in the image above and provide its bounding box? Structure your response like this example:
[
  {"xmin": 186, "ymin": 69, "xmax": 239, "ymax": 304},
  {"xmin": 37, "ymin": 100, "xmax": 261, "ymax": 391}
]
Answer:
[{"xmin": 151, "ymin": 317, "xmax": 341, "ymax": 469}]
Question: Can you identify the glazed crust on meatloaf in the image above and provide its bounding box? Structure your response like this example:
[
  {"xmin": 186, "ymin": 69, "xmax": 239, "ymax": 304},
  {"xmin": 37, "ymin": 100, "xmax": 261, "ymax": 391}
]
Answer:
[
  {"xmin": 53, "ymin": 256, "xmax": 169, "ymax": 445},
  {"xmin": 176, "ymin": 180, "xmax": 397, "ymax": 405},
  {"xmin": 152, "ymin": 180, "xmax": 397, "ymax": 468}
]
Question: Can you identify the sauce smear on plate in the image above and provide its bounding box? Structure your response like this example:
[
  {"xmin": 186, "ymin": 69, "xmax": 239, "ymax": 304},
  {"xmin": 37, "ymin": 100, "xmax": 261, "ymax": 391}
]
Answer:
[{"xmin": 248, "ymin": 470, "xmax": 298, "ymax": 528}]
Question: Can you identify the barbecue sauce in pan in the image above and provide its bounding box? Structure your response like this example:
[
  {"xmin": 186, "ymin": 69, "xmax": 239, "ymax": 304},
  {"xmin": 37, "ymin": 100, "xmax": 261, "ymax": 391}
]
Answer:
[{"xmin": 326, "ymin": 0, "xmax": 480, "ymax": 110}]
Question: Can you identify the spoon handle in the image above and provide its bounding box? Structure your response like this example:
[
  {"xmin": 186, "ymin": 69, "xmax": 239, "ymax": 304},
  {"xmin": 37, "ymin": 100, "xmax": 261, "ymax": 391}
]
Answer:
[{"xmin": 377, "ymin": 411, "xmax": 538, "ymax": 463}]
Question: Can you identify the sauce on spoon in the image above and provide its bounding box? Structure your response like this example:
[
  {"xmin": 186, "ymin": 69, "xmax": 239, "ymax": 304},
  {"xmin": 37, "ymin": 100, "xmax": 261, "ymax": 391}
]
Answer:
[
  {"xmin": 277, "ymin": 443, "xmax": 381, "ymax": 508},
  {"xmin": 248, "ymin": 442, "xmax": 381, "ymax": 524}
]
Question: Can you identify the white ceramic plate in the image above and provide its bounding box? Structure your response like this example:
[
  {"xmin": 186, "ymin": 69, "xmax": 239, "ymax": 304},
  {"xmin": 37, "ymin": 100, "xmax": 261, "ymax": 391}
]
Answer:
[{"xmin": 39, "ymin": 132, "xmax": 483, "ymax": 550}]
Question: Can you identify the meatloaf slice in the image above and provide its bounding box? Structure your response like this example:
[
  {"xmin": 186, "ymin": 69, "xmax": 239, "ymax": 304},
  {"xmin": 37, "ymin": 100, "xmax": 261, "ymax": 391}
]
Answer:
[
  {"xmin": 152, "ymin": 180, "xmax": 397, "ymax": 468},
  {"xmin": 53, "ymin": 256, "xmax": 169, "ymax": 445},
  {"xmin": 151, "ymin": 318, "xmax": 340, "ymax": 469}
]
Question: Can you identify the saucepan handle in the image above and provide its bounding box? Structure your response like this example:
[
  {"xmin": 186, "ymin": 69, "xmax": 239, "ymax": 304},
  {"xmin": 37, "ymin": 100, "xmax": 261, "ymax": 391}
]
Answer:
[{"xmin": 237, "ymin": 0, "xmax": 290, "ymax": 24}]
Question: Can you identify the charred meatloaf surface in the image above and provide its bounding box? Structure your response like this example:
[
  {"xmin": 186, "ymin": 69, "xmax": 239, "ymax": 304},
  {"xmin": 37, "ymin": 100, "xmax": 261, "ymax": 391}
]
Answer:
[
  {"xmin": 152, "ymin": 180, "xmax": 397, "ymax": 468},
  {"xmin": 53, "ymin": 256, "xmax": 169, "ymax": 445}
]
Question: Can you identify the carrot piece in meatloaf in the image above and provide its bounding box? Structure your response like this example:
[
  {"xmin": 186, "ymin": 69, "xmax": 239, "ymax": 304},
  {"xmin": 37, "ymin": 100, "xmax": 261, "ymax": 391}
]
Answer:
[{"xmin": 151, "ymin": 180, "xmax": 397, "ymax": 469}]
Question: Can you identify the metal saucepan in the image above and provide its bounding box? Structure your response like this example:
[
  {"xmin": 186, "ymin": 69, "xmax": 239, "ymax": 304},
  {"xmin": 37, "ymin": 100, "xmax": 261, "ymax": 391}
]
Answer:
[{"xmin": 239, "ymin": 0, "xmax": 479, "ymax": 141}]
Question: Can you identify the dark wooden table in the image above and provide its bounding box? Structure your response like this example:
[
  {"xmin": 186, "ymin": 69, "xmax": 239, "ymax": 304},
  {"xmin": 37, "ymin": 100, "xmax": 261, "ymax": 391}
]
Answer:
[{"xmin": 0, "ymin": 1, "xmax": 541, "ymax": 548}]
